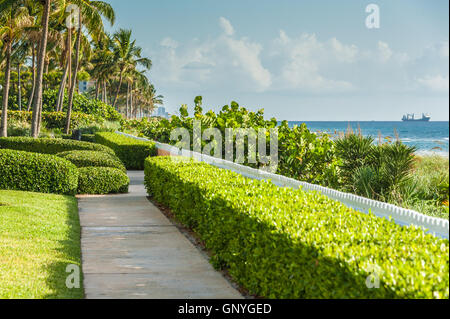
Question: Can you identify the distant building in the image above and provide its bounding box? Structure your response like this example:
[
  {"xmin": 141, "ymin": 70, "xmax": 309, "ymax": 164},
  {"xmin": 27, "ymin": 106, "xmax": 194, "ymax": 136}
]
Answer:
[
  {"xmin": 79, "ymin": 81, "xmax": 96, "ymax": 94},
  {"xmin": 152, "ymin": 106, "xmax": 169, "ymax": 119}
]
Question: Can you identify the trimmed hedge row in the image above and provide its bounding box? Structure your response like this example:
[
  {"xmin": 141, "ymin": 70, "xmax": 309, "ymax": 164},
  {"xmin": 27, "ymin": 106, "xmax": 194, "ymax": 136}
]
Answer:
[
  {"xmin": 1, "ymin": 110, "xmax": 100, "ymax": 130},
  {"xmin": 77, "ymin": 167, "xmax": 129, "ymax": 194},
  {"xmin": 144, "ymin": 157, "xmax": 449, "ymax": 299},
  {"xmin": 0, "ymin": 137, "xmax": 115, "ymax": 156},
  {"xmin": 95, "ymin": 132, "xmax": 156, "ymax": 170},
  {"xmin": 81, "ymin": 134, "xmax": 96, "ymax": 143},
  {"xmin": 57, "ymin": 150, "xmax": 126, "ymax": 172},
  {"xmin": 0, "ymin": 149, "xmax": 78, "ymax": 195}
]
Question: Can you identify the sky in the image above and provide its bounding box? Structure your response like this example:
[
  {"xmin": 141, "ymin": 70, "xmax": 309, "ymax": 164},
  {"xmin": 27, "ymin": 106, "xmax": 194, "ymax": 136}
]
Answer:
[{"xmin": 105, "ymin": 0, "xmax": 449, "ymax": 121}]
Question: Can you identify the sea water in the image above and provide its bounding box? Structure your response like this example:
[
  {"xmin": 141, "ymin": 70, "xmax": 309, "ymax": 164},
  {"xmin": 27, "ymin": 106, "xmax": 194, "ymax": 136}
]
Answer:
[{"xmin": 286, "ymin": 121, "xmax": 449, "ymax": 157}]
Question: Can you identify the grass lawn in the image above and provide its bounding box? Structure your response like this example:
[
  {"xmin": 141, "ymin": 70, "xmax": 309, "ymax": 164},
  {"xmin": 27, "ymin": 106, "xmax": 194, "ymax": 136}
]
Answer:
[
  {"xmin": 406, "ymin": 155, "xmax": 449, "ymax": 219},
  {"xmin": 0, "ymin": 190, "xmax": 83, "ymax": 299}
]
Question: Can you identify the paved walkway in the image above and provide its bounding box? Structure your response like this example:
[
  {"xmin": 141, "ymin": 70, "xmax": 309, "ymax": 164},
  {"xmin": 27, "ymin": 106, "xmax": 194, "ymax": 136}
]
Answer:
[{"xmin": 77, "ymin": 171, "xmax": 242, "ymax": 299}]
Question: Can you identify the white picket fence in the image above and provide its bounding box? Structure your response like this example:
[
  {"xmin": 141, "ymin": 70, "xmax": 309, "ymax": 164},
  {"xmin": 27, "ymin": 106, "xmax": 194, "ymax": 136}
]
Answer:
[{"xmin": 117, "ymin": 131, "xmax": 449, "ymax": 239}]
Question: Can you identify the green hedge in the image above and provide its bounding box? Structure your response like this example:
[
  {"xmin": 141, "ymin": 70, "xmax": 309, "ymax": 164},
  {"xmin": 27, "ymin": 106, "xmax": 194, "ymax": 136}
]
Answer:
[
  {"xmin": 1, "ymin": 110, "xmax": 99, "ymax": 130},
  {"xmin": 0, "ymin": 137, "xmax": 115, "ymax": 156},
  {"xmin": 144, "ymin": 157, "xmax": 449, "ymax": 299},
  {"xmin": 0, "ymin": 149, "xmax": 78, "ymax": 195},
  {"xmin": 95, "ymin": 132, "xmax": 156, "ymax": 170},
  {"xmin": 77, "ymin": 167, "xmax": 129, "ymax": 194},
  {"xmin": 80, "ymin": 134, "xmax": 96, "ymax": 143},
  {"xmin": 57, "ymin": 150, "xmax": 126, "ymax": 172}
]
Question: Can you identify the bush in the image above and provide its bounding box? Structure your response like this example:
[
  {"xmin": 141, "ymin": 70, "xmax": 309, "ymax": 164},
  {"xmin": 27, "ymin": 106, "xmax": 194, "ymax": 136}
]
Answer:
[
  {"xmin": 0, "ymin": 149, "xmax": 78, "ymax": 195},
  {"xmin": 138, "ymin": 98, "xmax": 340, "ymax": 187},
  {"xmin": 57, "ymin": 150, "xmax": 126, "ymax": 172},
  {"xmin": 95, "ymin": 132, "xmax": 156, "ymax": 170},
  {"xmin": 41, "ymin": 89, "xmax": 122, "ymax": 122},
  {"xmin": 77, "ymin": 167, "xmax": 129, "ymax": 194},
  {"xmin": 144, "ymin": 156, "xmax": 449, "ymax": 299},
  {"xmin": 1, "ymin": 110, "xmax": 99, "ymax": 131},
  {"xmin": 0, "ymin": 137, "xmax": 115, "ymax": 156},
  {"xmin": 81, "ymin": 134, "xmax": 96, "ymax": 143}
]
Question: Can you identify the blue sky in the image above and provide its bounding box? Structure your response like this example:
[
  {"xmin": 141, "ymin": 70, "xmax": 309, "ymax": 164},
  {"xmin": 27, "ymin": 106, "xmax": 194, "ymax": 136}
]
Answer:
[{"xmin": 106, "ymin": 0, "xmax": 449, "ymax": 121}]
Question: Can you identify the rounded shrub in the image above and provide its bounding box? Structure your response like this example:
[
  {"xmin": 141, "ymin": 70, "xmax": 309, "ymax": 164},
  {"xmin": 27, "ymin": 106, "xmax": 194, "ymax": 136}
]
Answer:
[
  {"xmin": 57, "ymin": 150, "xmax": 126, "ymax": 172},
  {"xmin": 0, "ymin": 149, "xmax": 79, "ymax": 195},
  {"xmin": 94, "ymin": 132, "xmax": 156, "ymax": 170},
  {"xmin": 0, "ymin": 136, "xmax": 115, "ymax": 155},
  {"xmin": 77, "ymin": 167, "xmax": 129, "ymax": 194}
]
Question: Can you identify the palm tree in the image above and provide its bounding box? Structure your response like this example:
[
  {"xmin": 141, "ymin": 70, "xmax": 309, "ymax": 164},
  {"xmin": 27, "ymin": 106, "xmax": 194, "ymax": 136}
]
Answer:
[
  {"xmin": 30, "ymin": 0, "xmax": 52, "ymax": 138},
  {"xmin": 22, "ymin": 0, "xmax": 41, "ymax": 112},
  {"xmin": 90, "ymin": 32, "xmax": 116, "ymax": 101},
  {"xmin": 111, "ymin": 28, "xmax": 151, "ymax": 110},
  {"xmin": 0, "ymin": 0, "xmax": 32, "ymax": 137},
  {"xmin": 64, "ymin": 0, "xmax": 115, "ymax": 134}
]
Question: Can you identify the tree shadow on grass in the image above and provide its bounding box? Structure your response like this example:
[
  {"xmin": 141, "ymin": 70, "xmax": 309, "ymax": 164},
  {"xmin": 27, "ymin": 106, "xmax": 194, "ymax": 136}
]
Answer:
[{"xmin": 43, "ymin": 196, "xmax": 84, "ymax": 299}]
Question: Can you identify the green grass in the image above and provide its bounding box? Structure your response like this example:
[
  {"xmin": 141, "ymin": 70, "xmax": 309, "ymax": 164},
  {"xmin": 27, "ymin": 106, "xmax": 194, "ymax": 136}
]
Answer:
[
  {"xmin": 403, "ymin": 155, "xmax": 449, "ymax": 219},
  {"xmin": 0, "ymin": 190, "xmax": 83, "ymax": 299}
]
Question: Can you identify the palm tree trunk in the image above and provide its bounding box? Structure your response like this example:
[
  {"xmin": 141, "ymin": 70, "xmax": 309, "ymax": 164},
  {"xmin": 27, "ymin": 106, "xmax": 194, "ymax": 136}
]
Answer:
[
  {"xmin": 95, "ymin": 81, "xmax": 100, "ymax": 100},
  {"xmin": 125, "ymin": 81, "xmax": 129, "ymax": 119},
  {"xmin": 129, "ymin": 83, "xmax": 133, "ymax": 118},
  {"xmin": 17, "ymin": 63, "xmax": 22, "ymax": 111},
  {"xmin": 56, "ymin": 60, "xmax": 69, "ymax": 112},
  {"xmin": 0, "ymin": 40, "xmax": 12, "ymax": 137},
  {"xmin": 112, "ymin": 68, "xmax": 124, "ymax": 109},
  {"xmin": 56, "ymin": 32, "xmax": 71, "ymax": 112},
  {"xmin": 27, "ymin": 44, "xmax": 36, "ymax": 111},
  {"xmin": 65, "ymin": 14, "xmax": 82, "ymax": 134},
  {"xmin": 31, "ymin": 0, "xmax": 52, "ymax": 138}
]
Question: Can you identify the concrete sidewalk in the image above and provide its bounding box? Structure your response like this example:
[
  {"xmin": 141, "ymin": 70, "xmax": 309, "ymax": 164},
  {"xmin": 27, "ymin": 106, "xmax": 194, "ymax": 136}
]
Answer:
[{"xmin": 77, "ymin": 171, "xmax": 242, "ymax": 299}]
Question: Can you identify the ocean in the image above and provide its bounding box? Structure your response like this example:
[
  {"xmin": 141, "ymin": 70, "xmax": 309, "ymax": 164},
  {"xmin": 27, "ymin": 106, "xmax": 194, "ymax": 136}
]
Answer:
[{"xmin": 287, "ymin": 121, "xmax": 449, "ymax": 157}]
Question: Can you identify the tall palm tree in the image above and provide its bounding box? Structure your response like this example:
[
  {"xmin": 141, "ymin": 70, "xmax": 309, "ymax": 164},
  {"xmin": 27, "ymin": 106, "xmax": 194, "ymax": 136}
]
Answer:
[
  {"xmin": 111, "ymin": 28, "xmax": 151, "ymax": 109},
  {"xmin": 90, "ymin": 32, "xmax": 116, "ymax": 101},
  {"xmin": 0, "ymin": 0, "xmax": 32, "ymax": 137},
  {"xmin": 30, "ymin": 0, "xmax": 52, "ymax": 138},
  {"xmin": 64, "ymin": 0, "xmax": 114, "ymax": 134}
]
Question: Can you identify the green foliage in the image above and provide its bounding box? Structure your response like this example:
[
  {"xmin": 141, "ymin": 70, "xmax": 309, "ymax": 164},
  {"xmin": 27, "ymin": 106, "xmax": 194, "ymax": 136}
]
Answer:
[
  {"xmin": 401, "ymin": 155, "xmax": 450, "ymax": 219},
  {"xmin": 335, "ymin": 134, "xmax": 375, "ymax": 187},
  {"xmin": 57, "ymin": 150, "xmax": 126, "ymax": 172},
  {"xmin": 134, "ymin": 97, "xmax": 339, "ymax": 186},
  {"xmin": 42, "ymin": 89, "xmax": 122, "ymax": 122},
  {"xmin": 80, "ymin": 134, "xmax": 96, "ymax": 142},
  {"xmin": 335, "ymin": 134, "xmax": 417, "ymax": 202},
  {"xmin": 0, "ymin": 149, "xmax": 79, "ymax": 195},
  {"xmin": 94, "ymin": 132, "xmax": 156, "ymax": 170},
  {"xmin": 277, "ymin": 121, "xmax": 340, "ymax": 187},
  {"xmin": 144, "ymin": 157, "xmax": 449, "ymax": 299},
  {"xmin": 78, "ymin": 121, "xmax": 121, "ymax": 134},
  {"xmin": 77, "ymin": 167, "xmax": 129, "ymax": 194},
  {"xmin": 0, "ymin": 136, "xmax": 115, "ymax": 156},
  {"xmin": 2, "ymin": 110, "xmax": 99, "ymax": 132}
]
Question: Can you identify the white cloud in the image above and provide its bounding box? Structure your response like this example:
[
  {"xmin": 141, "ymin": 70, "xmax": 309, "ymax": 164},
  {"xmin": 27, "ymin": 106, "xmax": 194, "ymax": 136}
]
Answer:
[
  {"xmin": 160, "ymin": 37, "xmax": 178, "ymax": 49},
  {"xmin": 270, "ymin": 31, "xmax": 354, "ymax": 92},
  {"xmin": 219, "ymin": 17, "xmax": 234, "ymax": 36},
  {"xmin": 224, "ymin": 36, "xmax": 271, "ymax": 91},
  {"xmin": 151, "ymin": 18, "xmax": 270, "ymax": 92},
  {"xmin": 328, "ymin": 38, "xmax": 358, "ymax": 63},
  {"xmin": 417, "ymin": 75, "xmax": 449, "ymax": 92},
  {"xmin": 151, "ymin": 20, "xmax": 448, "ymax": 97},
  {"xmin": 377, "ymin": 41, "xmax": 393, "ymax": 62}
]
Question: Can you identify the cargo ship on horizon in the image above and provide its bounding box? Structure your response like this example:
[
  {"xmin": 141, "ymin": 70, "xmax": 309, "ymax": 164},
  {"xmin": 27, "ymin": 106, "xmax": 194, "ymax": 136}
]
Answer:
[{"xmin": 402, "ymin": 113, "xmax": 431, "ymax": 122}]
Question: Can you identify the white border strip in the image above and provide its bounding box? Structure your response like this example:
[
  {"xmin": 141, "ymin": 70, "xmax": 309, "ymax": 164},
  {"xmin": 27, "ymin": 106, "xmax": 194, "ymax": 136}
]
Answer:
[{"xmin": 117, "ymin": 131, "xmax": 449, "ymax": 239}]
